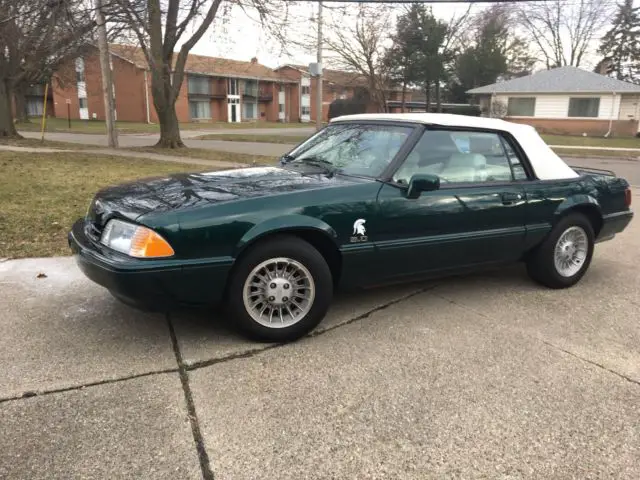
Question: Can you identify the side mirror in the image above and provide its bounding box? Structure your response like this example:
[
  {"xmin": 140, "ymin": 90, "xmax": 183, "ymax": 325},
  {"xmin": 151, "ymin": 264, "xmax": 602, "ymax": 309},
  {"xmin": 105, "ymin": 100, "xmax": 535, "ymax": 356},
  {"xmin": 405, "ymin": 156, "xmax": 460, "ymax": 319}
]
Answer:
[
  {"xmin": 406, "ymin": 173, "xmax": 440, "ymax": 199},
  {"xmin": 280, "ymin": 154, "xmax": 294, "ymax": 165}
]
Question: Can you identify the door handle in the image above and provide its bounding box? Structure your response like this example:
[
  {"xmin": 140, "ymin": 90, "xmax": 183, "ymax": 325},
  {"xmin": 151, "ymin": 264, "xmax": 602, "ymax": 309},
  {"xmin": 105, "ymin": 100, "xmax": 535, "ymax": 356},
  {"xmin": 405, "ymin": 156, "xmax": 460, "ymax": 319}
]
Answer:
[{"xmin": 501, "ymin": 192, "xmax": 523, "ymax": 205}]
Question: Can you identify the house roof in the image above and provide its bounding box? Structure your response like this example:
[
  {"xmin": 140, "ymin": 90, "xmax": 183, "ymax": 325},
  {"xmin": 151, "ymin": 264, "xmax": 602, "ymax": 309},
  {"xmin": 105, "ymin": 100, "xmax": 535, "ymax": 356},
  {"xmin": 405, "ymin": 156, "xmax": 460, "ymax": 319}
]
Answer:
[
  {"xmin": 108, "ymin": 44, "xmax": 295, "ymax": 82},
  {"xmin": 276, "ymin": 64, "xmax": 369, "ymax": 88},
  {"xmin": 467, "ymin": 66, "xmax": 640, "ymax": 94}
]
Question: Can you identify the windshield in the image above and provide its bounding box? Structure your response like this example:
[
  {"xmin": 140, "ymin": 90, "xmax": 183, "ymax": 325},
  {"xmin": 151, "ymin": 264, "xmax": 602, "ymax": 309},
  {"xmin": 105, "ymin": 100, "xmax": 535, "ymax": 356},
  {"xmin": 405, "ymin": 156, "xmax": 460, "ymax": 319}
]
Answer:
[{"xmin": 286, "ymin": 123, "xmax": 414, "ymax": 178}]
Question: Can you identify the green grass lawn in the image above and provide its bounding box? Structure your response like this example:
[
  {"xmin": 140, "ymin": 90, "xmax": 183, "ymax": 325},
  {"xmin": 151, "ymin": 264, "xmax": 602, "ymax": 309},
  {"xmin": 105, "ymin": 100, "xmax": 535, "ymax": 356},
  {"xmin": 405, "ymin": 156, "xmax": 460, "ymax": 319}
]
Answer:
[
  {"xmin": 193, "ymin": 133, "xmax": 310, "ymax": 144},
  {"xmin": 542, "ymin": 134, "xmax": 640, "ymax": 149},
  {"xmin": 0, "ymin": 151, "xmax": 211, "ymax": 259},
  {"xmin": 16, "ymin": 118, "xmax": 311, "ymax": 135}
]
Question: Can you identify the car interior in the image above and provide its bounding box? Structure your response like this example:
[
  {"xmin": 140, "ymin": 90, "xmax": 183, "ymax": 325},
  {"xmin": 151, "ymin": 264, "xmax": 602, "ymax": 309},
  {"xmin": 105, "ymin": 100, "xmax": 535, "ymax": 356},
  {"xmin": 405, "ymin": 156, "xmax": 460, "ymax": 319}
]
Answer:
[{"xmin": 393, "ymin": 130, "xmax": 516, "ymax": 184}]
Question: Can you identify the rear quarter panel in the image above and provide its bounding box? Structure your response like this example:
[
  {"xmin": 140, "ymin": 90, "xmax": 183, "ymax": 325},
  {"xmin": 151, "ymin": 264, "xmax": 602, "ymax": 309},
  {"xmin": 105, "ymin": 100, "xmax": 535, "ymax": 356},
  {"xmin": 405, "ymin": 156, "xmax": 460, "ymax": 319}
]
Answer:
[{"xmin": 522, "ymin": 175, "xmax": 628, "ymax": 250}]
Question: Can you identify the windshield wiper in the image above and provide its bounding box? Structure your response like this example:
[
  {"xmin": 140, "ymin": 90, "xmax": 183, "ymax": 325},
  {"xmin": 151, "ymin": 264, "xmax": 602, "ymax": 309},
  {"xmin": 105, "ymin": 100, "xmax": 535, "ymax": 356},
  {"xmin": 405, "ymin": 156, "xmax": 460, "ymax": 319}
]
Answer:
[{"xmin": 291, "ymin": 156, "xmax": 338, "ymax": 177}]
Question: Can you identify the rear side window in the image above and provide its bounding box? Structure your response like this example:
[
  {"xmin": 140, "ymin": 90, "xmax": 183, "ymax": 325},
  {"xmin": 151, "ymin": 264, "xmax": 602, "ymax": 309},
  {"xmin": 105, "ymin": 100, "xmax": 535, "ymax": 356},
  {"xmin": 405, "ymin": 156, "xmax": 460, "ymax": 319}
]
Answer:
[
  {"xmin": 500, "ymin": 139, "xmax": 528, "ymax": 180},
  {"xmin": 393, "ymin": 130, "xmax": 520, "ymax": 184}
]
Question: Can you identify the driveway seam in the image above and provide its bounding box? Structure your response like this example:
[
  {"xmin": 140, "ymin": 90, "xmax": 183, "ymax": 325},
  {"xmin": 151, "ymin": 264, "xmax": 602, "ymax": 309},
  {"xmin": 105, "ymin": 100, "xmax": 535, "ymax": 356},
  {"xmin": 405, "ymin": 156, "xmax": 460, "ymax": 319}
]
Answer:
[
  {"xmin": 0, "ymin": 285, "xmax": 435, "ymax": 405},
  {"xmin": 430, "ymin": 291, "xmax": 640, "ymax": 388},
  {"xmin": 167, "ymin": 312, "xmax": 215, "ymax": 480},
  {"xmin": 539, "ymin": 339, "xmax": 640, "ymax": 388},
  {"xmin": 0, "ymin": 367, "xmax": 179, "ymax": 404},
  {"xmin": 185, "ymin": 284, "xmax": 439, "ymax": 372}
]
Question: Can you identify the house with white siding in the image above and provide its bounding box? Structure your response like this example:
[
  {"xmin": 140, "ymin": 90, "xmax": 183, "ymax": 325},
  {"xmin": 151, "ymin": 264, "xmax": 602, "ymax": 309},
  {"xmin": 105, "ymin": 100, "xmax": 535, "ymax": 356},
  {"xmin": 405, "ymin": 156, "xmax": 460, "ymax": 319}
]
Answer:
[{"xmin": 468, "ymin": 66, "xmax": 640, "ymax": 137}]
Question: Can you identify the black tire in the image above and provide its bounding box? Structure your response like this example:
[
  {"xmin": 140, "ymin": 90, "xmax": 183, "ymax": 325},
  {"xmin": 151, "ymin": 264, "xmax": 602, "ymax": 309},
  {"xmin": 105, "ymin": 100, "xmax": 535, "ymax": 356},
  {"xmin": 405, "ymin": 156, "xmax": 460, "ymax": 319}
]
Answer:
[
  {"xmin": 227, "ymin": 235, "xmax": 333, "ymax": 342},
  {"xmin": 526, "ymin": 213, "xmax": 595, "ymax": 289}
]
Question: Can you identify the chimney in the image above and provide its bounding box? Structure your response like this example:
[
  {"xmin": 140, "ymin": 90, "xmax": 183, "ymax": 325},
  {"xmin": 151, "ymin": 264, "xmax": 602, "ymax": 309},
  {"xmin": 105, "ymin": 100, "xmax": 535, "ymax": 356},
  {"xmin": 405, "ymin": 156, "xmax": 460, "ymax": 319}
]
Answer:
[{"xmin": 251, "ymin": 57, "xmax": 258, "ymax": 64}]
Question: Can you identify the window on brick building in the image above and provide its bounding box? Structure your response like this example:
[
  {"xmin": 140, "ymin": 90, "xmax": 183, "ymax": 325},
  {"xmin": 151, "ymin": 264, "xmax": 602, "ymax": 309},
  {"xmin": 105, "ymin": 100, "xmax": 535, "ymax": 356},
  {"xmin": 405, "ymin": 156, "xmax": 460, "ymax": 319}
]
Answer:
[
  {"xmin": 78, "ymin": 98, "xmax": 88, "ymax": 109},
  {"xmin": 301, "ymin": 86, "xmax": 310, "ymax": 95},
  {"xmin": 189, "ymin": 100, "xmax": 211, "ymax": 119},
  {"xmin": 301, "ymin": 106, "xmax": 311, "ymax": 115},
  {"xmin": 568, "ymin": 97, "xmax": 600, "ymax": 118},
  {"xmin": 75, "ymin": 58, "xmax": 85, "ymax": 83},
  {"xmin": 188, "ymin": 76, "xmax": 210, "ymax": 95}
]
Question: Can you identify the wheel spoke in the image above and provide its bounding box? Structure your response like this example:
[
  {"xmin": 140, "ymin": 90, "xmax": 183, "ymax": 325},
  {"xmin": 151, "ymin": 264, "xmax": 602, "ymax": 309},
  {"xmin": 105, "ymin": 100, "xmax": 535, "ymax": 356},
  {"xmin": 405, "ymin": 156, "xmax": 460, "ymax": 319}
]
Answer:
[
  {"xmin": 554, "ymin": 226, "xmax": 589, "ymax": 278},
  {"xmin": 243, "ymin": 256, "xmax": 316, "ymax": 329}
]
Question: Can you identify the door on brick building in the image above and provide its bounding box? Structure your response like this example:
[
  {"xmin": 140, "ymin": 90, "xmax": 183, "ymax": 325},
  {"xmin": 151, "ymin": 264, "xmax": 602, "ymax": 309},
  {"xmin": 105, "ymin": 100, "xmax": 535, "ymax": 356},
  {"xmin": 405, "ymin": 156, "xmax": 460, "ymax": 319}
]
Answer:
[
  {"xmin": 227, "ymin": 79, "xmax": 241, "ymax": 123},
  {"xmin": 228, "ymin": 98, "xmax": 240, "ymax": 122}
]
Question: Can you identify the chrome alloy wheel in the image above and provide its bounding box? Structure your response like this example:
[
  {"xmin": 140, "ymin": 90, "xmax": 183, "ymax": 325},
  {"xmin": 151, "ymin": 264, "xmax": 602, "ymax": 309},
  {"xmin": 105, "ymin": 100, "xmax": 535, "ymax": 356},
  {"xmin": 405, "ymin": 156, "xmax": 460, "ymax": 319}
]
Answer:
[
  {"xmin": 242, "ymin": 257, "xmax": 315, "ymax": 328},
  {"xmin": 554, "ymin": 226, "xmax": 588, "ymax": 277}
]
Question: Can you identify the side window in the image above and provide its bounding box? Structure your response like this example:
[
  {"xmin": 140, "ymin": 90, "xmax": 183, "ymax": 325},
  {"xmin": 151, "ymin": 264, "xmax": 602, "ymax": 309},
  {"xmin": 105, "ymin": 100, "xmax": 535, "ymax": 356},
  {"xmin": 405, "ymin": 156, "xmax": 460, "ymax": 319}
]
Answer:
[{"xmin": 393, "ymin": 130, "xmax": 516, "ymax": 184}]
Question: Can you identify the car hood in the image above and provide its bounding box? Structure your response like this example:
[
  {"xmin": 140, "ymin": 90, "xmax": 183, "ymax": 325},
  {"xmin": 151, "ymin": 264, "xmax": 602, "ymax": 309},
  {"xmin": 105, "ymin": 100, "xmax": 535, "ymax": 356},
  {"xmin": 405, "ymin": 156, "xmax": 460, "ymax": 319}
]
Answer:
[{"xmin": 88, "ymin": 166, "xmax": 359, "ymax": 227}]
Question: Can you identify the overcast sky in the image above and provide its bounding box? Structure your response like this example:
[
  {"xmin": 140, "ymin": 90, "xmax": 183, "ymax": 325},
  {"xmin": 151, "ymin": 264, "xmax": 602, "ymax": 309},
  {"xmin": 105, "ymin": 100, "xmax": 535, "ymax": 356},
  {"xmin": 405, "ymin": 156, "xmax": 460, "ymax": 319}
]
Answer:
[
  {"xmin": 182, "ymin": 0, "xmax": 631, "ymax": 71},
  {"xmin": 186, "ymin": 1, "xmax": 474, "ymax": 68}
]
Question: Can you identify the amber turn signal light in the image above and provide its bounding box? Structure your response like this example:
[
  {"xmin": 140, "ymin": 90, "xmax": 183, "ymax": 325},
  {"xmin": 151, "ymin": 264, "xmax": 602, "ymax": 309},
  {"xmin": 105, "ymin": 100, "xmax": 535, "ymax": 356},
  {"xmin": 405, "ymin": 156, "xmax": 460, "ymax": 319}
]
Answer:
[{"xmin": 130, "ymin": 228, "xmax": 175, "ymax": 258}]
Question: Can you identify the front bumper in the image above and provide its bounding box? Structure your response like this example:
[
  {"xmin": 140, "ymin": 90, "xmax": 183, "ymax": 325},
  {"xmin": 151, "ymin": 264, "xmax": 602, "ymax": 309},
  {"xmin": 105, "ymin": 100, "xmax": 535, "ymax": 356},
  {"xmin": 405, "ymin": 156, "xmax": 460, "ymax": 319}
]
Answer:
[{"xmin": 68, "ymin": 219, "xmax": 232, "ymax": 309}]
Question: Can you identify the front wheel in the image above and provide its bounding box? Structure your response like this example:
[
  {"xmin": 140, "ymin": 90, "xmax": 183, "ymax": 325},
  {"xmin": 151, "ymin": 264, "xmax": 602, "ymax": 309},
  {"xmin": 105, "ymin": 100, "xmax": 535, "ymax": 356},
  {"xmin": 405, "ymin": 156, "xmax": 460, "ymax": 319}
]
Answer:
[
  {"xmin": 227, "ymin": 235, "xmax": 333, "ymax": 342},
  {"xmin": 526, "ymin": 213, "xmax": 595, "ymax": 289}
]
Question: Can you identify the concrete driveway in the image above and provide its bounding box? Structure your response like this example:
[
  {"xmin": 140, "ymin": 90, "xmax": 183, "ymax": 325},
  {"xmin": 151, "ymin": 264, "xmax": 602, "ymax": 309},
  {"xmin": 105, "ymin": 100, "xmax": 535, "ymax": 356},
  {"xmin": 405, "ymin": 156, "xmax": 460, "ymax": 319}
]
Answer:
[{"xmin": 1, "ymin": 192, "xmax": 639, "ymax": 479}]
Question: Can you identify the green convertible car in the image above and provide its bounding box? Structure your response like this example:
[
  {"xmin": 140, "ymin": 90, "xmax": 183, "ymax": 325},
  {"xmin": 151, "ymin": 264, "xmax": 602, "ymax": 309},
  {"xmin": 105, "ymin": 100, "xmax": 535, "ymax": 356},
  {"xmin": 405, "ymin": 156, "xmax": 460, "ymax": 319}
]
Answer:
[{"xmin": 69, "ymin": 113, "xmax": 633, "ymax": 342}]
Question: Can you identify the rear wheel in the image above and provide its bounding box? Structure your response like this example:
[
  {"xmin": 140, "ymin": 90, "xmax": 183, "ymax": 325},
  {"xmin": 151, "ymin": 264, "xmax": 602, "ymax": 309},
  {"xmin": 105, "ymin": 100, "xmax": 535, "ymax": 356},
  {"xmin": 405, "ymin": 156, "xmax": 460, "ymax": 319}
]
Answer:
[
  {"xmin": 526, "ymin": 213, "xmax": 595, "ymax": 289},
  {"xmin": 227, "ymin": 235, "xmax": 333, "ymax": 342}
]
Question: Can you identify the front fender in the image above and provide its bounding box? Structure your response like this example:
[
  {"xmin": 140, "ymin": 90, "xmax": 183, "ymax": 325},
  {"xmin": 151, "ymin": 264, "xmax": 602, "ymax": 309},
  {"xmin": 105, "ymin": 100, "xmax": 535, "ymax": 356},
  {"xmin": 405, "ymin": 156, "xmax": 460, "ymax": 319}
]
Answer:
[{"xmin": 234, "ymin": 214, "xmax": 338, "ymax": 256}]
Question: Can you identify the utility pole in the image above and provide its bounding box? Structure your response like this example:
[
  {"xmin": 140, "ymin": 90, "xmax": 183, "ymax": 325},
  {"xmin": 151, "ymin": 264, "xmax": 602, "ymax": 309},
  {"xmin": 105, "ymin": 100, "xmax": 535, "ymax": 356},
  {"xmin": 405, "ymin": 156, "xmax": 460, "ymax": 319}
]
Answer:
[
  {"xmin": 95, "ymin": 0, "xmax": 118, "ymax": 148},
  {"xmin": 316, "ymin": 1, "xmax": 323, "ymax": 131}
]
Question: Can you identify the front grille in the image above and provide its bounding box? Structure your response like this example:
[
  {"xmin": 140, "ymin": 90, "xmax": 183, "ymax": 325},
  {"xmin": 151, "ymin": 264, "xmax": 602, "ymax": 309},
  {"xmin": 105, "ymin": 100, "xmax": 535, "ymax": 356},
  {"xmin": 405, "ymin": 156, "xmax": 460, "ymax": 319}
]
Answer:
[{"xmin": 86, "ymin": 222, "xmax": 103, "ymax": 242}]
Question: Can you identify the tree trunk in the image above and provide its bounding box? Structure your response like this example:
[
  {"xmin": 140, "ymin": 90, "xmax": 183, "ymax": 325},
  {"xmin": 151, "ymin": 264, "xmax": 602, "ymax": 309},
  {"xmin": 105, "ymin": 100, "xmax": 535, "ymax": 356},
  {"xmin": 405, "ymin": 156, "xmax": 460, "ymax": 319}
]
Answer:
[
  {"xmin": 0, "ymin": 79, "xmax": 20, "ymax": 138},
  {"xmin": 425, "ymin": 81, "xmax": 431, "ymax": 113},
  {"xmin": 155, "ymin": 105, "xmax": 184, "ymax": 148},
  {"xmin": 13, "ymin": 87, "xmax": 30, "ymax": 124},
  {"xmin": 401, "ymin": 81, "xmax": 407, "ymax": 113},
  {"xmin": 435, "ymin": 81, "xmax": 442, "ymax": 112}
]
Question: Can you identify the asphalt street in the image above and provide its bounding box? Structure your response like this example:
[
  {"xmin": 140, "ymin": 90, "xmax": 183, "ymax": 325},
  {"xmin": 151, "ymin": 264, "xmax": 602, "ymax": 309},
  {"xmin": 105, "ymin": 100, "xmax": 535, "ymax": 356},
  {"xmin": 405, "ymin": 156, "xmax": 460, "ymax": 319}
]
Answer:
[
  {"xmin": 20, "ymin": 129, "xmax": 312, "ymax": 158},
  {"xmin": 1, "ymin": 183, "xmax": 639, "ymax": 478},
  {"xmin": 19, "ymin": 130, "xmax": 640, "ymax": 187}
]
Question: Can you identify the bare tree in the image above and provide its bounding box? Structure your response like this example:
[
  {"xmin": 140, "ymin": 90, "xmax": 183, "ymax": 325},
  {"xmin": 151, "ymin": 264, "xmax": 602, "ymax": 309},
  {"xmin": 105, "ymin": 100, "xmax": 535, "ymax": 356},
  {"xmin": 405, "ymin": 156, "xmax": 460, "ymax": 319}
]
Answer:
[
  {"xmin": 110, "ymin": 0, "xmax": 288, "ymax": 148},
  {"xmin": 322, "ymin": 4, "xmax": 394, "ymax": 113},
  {"xmin": 518, "ymin": 0, "xmax": 613, "ymax": 68},
  {"xmin": 0, "ymin": 0, "xmax": 95, "ymax": 137}
]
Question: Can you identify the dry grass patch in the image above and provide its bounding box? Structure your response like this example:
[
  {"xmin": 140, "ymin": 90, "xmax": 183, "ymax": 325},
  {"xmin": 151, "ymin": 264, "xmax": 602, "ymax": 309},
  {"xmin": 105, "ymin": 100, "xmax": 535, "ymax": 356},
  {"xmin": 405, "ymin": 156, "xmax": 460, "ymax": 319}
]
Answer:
[
  {"xmin": 0, "ymin": 151, "xmax": 211, "ymax": 259},
  {"xmin": 17, "ymin": 118, "xmax": 311, "ymax": 135},
  {"xmin": 0, "ymin": 137, "xmax": 90, "ymax": 150},
  {"xmin": 129, "ymin": 146, "xmax": 275, "ymax": 165},
  {"xmin": 542, "ymin": 134, "xmax": 640, "ymax": 149}
]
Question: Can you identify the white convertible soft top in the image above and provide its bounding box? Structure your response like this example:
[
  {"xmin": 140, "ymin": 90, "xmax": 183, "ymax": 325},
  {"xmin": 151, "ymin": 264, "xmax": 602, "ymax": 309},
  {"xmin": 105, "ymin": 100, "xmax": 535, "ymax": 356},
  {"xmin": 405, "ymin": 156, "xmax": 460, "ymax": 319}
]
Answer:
[{"xmin": 331, "ymin": 113, "xmax": 579, "ymax": 180}]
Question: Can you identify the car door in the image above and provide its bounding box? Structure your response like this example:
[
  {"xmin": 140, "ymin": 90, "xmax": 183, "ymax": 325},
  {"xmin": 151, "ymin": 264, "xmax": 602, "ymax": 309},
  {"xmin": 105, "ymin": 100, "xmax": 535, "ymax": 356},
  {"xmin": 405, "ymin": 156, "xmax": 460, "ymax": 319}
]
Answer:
[{"xmin": 371, "ymin": 128, "xmax": 528, "ymax": 282}]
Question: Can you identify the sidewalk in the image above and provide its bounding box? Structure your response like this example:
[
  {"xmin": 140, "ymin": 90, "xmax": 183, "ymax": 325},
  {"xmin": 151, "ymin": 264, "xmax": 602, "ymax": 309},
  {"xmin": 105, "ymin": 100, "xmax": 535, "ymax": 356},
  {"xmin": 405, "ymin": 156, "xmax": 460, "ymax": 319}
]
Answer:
[{"xmin": 0, "ymin": 144, "xmax": 250, "ymax": 169}]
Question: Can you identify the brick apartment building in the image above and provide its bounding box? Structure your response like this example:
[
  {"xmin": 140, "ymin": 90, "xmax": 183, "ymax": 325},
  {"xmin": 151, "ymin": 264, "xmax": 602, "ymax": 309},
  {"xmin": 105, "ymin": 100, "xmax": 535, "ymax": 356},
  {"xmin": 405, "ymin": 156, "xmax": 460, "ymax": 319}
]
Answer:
[
  {"xmin": 50, "ymin": 45, "xmax": 300, "ymax": 124},
  {"xmin": 275, "ymin": 64, "xmax": 407, "ymax": 121},
  {"xmin": 44, "ymin": 46, "xmax": 403, "ymax": 125}
]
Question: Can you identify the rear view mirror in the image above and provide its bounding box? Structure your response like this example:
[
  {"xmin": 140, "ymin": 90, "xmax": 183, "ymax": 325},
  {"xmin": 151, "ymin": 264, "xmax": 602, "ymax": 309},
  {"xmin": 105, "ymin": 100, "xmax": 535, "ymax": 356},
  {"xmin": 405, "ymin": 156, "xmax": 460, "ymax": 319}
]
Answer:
[{"xmin": 406, "ymin": 173, "xmax": 440, "ymax": 199}]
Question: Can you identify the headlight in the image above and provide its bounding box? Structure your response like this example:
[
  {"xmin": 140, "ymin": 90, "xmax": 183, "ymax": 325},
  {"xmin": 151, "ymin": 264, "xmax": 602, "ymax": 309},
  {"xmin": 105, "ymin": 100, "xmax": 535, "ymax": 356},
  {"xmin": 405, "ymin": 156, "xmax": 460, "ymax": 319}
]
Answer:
[{"xmin": 100, "ymin": 219, "xmax": 174, "ymax": 258}]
